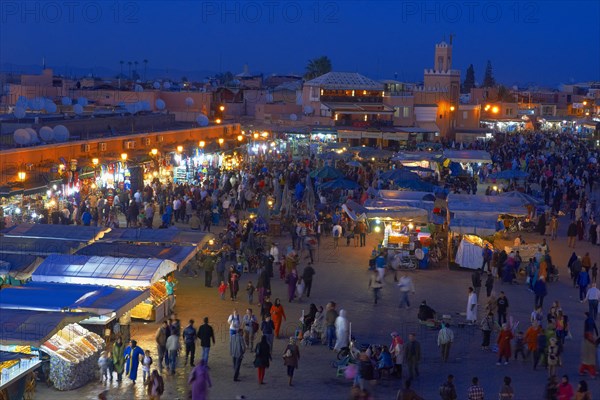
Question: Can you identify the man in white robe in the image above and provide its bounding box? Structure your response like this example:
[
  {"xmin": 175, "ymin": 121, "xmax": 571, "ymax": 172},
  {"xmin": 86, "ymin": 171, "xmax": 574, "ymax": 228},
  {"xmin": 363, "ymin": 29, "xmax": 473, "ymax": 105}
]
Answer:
[{"xmin": 466, "ymin": 287, "xmax": 478, "ymax": 323}]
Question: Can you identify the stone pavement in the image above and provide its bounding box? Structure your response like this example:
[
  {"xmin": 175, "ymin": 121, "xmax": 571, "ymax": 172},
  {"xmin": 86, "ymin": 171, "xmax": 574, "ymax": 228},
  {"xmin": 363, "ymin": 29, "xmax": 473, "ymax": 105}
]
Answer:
[{"xmin": 36, "ymin": 189, "xmax": 600, "ymax": 399}]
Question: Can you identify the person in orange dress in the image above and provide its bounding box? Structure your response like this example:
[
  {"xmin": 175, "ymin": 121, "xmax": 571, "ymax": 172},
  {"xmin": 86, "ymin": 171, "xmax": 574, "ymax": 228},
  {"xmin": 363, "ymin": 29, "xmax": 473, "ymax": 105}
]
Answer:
[
  {"xmin": 270, "ymin": 298, "xmax": 287, "ymax": 338},
  {"xmin": 524, "ymin": 321, "xmax": 542, "ymax": 357},
  {"xmin": 496, "ymin": 323, "xmax": 514, "ymax": 365}
]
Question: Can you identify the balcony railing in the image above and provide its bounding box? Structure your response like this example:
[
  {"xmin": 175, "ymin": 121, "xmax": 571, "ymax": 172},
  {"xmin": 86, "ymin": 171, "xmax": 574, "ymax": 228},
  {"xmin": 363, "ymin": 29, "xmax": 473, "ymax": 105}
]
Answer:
[
  {"xmin": 335, "ymin": 120, "xmax": 394, "ymax": 128},
  {"xmin": 383, "ymin": 91, "xmax": 413, "ymax": 97},
  {"xmin": 320, "ymin": 95, "xmax": 383, "ymax": 103}
]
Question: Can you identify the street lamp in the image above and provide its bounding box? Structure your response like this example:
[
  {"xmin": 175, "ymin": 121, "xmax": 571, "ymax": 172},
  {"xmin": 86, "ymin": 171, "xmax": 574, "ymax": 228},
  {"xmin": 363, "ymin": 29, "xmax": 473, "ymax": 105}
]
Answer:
[
  {"xmin": 215, "ymin": 118, "xmax": 222, "ymax": 124},
  {"xmin": 17, "ymin": 171, "xmax": 26, "ymax": 182},
  {"xmin": 218, "ymin": 138, "xmax": 224, "ymax": 145},
  {"xmin": 237, "ymin": 135, "xmax": 243, "ymax": 142},
  {"xmin": 450, "ymin": 105, "xmax": 455, "ymax": 112},
  {"xmin": 199, "ymin": 141, "xmax": 205, "ymax": 148},
  {"xmin": 177, "ymin": 145, "xmax": 183, "ymax": 153},
  {"xmin": 492, "ymin": 106, "xmax": 499, "ymax": 114},
  {"xmin": 219, "ymin": 105, "xmax": 225, "ymax": 112},
  {"xmin": 92, "ymin": 158, "xmax": 99, "ymax": 166},
  {"xmin": 150, "ymin": 148, "xmax": 158, "ymax": 156},
  {"xmin": 121, "ymin": 153, "xmax": 128, "ymax": 161},
  {"xmin": 253, "ymin": 132, "xmax": 259, "ymax": 139}
]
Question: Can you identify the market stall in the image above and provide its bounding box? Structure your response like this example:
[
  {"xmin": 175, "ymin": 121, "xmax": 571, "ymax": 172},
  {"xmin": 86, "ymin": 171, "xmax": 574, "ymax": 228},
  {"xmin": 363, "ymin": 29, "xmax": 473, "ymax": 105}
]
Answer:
[
  {"xmin": 0, "ymin": 254, "xmax": 41, "ymax": 284},
  {"xmin": 0, "ymin": 351, "xmax": 38, "ymax": 399},
  {"xmin": 31, "ymin": 254, "xmax": 177, "ymax": 322},
  {"xmin": 99, "ymin": 227, "xmax": 210, "ymax": 248},
  {"xmin": 454, "ymin": 234, "xmax": 493, "ymax": 270},
  {"xmin": 0, "ymin": 309, "xmax": 91, "ymax": 395},
  {"xmin": 1, "ymin": 223, "xmax": 109, "ymax": 243}
]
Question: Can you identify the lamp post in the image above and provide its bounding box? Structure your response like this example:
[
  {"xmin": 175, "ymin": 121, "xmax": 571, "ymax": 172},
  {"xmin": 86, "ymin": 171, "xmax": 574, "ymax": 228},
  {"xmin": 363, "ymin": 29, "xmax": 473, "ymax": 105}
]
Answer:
[
  {"xmin": 17, "ymin": 171, "xmax": 26, "ymax": 214},
  {"xmin": 121, "ymin": 153, "xmax": 128, "ymax": 162}
]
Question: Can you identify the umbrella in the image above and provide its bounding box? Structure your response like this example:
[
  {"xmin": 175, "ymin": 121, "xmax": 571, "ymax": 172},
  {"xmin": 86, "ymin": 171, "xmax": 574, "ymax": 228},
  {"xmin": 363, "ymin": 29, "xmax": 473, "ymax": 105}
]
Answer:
[
  {"xmin": 280, "ymin": 182, "xmax": 292, "ymax": 217},
  {"xmin": 320, "ymin": 178, "xmax": 360, "ymax": 190},
  {"xmin": 257, "ymin": 195, "xmax": 269, "ymax": 220},
  {"xmin": 380, "ymin": 169, "xmax": 420, "ymax": 182},
  {"xmin": 303, "ymin": 174, "xmax": 315, "ymax": 214},
  {"xmin": 309, "ymin": 166, "xmax": 345, "ymax": 180},
  {"xmin": 346, "ymin": 160, "xmax": 363, "ymax": 168},
  {"xmin": 487, "ymin": 170, "xmax": 529, "ymax": 180}
]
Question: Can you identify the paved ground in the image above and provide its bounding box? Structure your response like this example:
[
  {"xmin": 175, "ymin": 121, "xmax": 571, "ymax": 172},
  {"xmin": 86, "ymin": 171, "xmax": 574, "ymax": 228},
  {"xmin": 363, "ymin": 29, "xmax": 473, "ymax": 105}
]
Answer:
[{"xmin": 36, "ymin": 188, "xmax": 600, "ymax": 399}]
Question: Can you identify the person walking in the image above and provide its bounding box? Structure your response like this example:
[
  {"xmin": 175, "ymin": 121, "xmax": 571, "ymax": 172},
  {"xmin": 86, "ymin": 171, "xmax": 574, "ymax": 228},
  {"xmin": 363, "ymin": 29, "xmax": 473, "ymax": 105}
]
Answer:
[
  {"xmin": 242, "ymin": 308, "xmax": 258, "ymax": 349},
  {"xmin": 302, "ymin": 264, "xmax": 315, "ymax": 298},
  {"xmin": 261, "ymin": 314, "xmax": 276, "ymax": 351},
  {"xmin": 147, "ymin": 369, "xmax": 164, "ymax": 400},
  {"xmin": 437, "ymin": 323, "xmax": 454, "ymax": 363},
  {"xmin": 547, "ymin": 337, "xmax": 560, "ymax": 377},
  {"xmin": 334, "ymin": 309, "xmax": 350, "ymax": 352},
  {"xmin": 567, "ymin": 221, "xmax": 577, "ymax": 248},
  {"xmin": 466, "ymin": 287, "xmax": 478, "ymax": 324},
  {"xmin": 534, "ymin": 276, "xmax": 548, "ymax": 308},
  {"xmin": 467, "ymin": 377, "xmax": 485, "ymax": 400},
  {"xmin": 228, "ymin": 267, "xmax": 240, "ymax": 301},
  {"xmin": 485, "ymin": 272, "xmax": 494, "ymax": 297},
  {"xmin": 472, "ymin": 269, "xmax": 482, "ymax": 299},
  {"xmin": 227, "ymin": 309, "xmax": 241, "ymax": 336},
  {"xmin": 439, "ymin": 374, "xmax": 457, "ymax": 400},
  {"xmin": 282, "ymin": 337, "xmax": 301, "ymax": 386},
  {"xmin": 254, "ymin": 335, "xmax": 272, "ymax": 384},
  {"xmin": 557, "ymin": 375, "xmax": 574, "ymax": 400},
  {"xmin": 575, "ymin": 380, "xmax": 592, "ymax": 400},
  {"xmin": 496, "ymin": 324, "xmax": 514, "ymax": 365},
  {"xmin": 124, "ymin": 339, "xmax": 145, "ymax": 384},
  {"xmin": 368, "ymin": 270, "xmax": 384, "ymax": 305},
  {"xmin": 183, "ymin": 319, "xmax": 197, "ymax": 367},
  {"xmin": 230, "ymin": 328, "xmax": 245, "ymax": 382},
  {"xmin": 396, "ymin": 379, "xmax": 424, "ymax": 400},
  {"xmin": 165, "ymin": 333, "xmax": 180, "ymax": 375},
  {"xmin": 404, "ymin": 333, "xmax": 421, "ymax": 380},
  {"xmin": 550, "ymin": 215, "xmax": 559, "ymax": 240},
  {"xmin": 390, "ymin": 332, "xmax": 404, "ymax": 378},
  {"xmin": 112, "ymin": 337, "xmax": 125, "ymax": 382},
  {"xmin": 270, "ymin": 298, "xmax": 287, "ymax": 338},
  {"xmin": 325, "ymin": 302, "xmax": 338, "ymax": 349},
  {"xmin": 397, "ymin": 274, "xmax": 415, "ymax": 309},
  {"xmin": 578, "ymin": 267, "xmax": 591, "ymax": 302},
  {"xmin": 585, "ymin": 283, "xmax": 600, "ymax": 320},
  {"xmin": 480, "ymin": 312, "xmax": 494, "ymax": 350},
  {"xmin": 197, "ymin": 317, "xmax": 215, "ymax": 366},
  {"xmin": 497, "ymin": 291, "xmax": 509, "ymax": 326},
  {"xmin": 498, "ymin": 376, "xmax": 514, "ymax": 399},
  {"xmin": 188, "ymin": 360, "xmax": 211, "ymax": 400},
  {"xmin": 579, "ymin": 332, "xmax": 597, "ymax": 378},
  {"xmin": 155, "ymin": 321, "xmax": 168, "ymax": 371}
]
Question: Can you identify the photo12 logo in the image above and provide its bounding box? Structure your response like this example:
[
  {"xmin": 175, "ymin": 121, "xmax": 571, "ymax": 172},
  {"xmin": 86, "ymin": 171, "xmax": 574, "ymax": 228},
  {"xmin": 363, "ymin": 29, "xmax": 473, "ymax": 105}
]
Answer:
[
  {"xmin": 0, "ymin": 1, "xmax": 140, "ymax": 24},
  {"xmin": 400, "ymin": 1, "xmax": 540, "ymax": 24},
  {"xmin": 200, "ymin": 1, "xmax": 339, "ymax": 24}
]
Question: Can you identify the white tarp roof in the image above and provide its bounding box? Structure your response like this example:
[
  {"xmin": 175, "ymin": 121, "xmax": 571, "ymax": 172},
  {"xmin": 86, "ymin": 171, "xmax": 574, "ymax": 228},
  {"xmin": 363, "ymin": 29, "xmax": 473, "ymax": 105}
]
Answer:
[
  {"xmin": 448, "ymin": 194, "xmax": 527, "ymax": 216},
  {"xmin": 443, "ymin": 150, "xmax": 492, "ymax": 164},
  {"xmin": 31, "ymin": 254, "xmax": 177, "ymax": 287}
]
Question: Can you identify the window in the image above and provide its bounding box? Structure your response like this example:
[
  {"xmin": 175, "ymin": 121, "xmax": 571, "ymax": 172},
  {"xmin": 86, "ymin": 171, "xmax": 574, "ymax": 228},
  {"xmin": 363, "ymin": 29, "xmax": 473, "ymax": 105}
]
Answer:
[
  {"xmin": 394, "ymin": 107, "xmax": 400, "ymax": 117},
  {"xmin": 506, "ymin": 108, "xmax": 513, "ymax": 116},
  {"xmin": 463, "ymin": 111, "xmax": 468, "ymax": 120},
  {"xmin": 403, "ymin": 107, "xmax": 410, "ymax": 118}
]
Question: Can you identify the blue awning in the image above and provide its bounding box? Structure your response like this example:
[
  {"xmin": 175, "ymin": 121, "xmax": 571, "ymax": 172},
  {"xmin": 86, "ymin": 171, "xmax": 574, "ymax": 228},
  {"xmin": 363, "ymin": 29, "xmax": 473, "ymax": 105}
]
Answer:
[
  {"xmin": 31, "ymin": 254, "xmax": 177, "ymax": 287},
  {"xmin": 0, "ymin": 351, "xmax": 36, "ymax": 363},
  {"xmin": 1, "ymin": 224, "xmax": 108, "ymax": 242},
  {"xmin": 0, "ymin": 254, "xmax": 41, "ymax": 280},
  {"xmin": 0, "ymin": 309, "xmax": 89, "ymax": 346},
  {"xmin": 0, "ymin": 283, "xmax": 149, "ymax": 317},
  {"xmin": 0, "ymin": 236, "xmax": 84, "ymax": 255},
  {"xmin": 100, "ymin": 227, "xmax": 210, "ymax": 246},
  {"xmin": 75, "ymin": 242, "xmax": 197, "ymax": 267}
]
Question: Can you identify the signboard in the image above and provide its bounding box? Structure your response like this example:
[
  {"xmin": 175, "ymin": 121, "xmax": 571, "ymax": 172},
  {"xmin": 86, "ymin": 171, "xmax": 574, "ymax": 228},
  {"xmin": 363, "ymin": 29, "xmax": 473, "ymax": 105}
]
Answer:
[
  {"xmin": 337, "ymin": 130, "xmax": 362, "ymax": 139},
  {"xmin": 383, "ymin": 132, "xmax": 409, "ymax": 141},
  {"xmin": 361, "ymin": 131, "xmax": 382, "ymax": 139}
]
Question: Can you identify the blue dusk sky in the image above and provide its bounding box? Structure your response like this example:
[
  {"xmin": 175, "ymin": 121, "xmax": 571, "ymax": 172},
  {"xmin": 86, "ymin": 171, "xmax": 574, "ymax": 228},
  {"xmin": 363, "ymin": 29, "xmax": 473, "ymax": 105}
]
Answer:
[{"xmin": 1, "ymin": 0, "xmax": 598, "ymax": 87}]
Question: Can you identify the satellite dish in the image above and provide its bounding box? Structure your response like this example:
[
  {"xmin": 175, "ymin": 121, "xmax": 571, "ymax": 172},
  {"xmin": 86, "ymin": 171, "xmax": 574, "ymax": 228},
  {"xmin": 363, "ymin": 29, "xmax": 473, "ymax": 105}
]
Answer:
[
  {"xmin": 45, "ymin": 100, "xmax": 57, "ymax": 113},
  {"xmin": 13, "ymin": 107, "xmax": 26, "ymax": 119},
  {"xmin": 126, "ymin": 103, "xmax": 139, "ymax": 114},
  {"xmin": 73, "ymin": 104, "xmax": 84, "ymax": 115},
  {"xmin": 290, "ymin": 113, "xmax": 298, "ymax": 121},
  {"xmin": 53, "ymin": 125, "xmax": 70, "ymax": 142},
  {"xmin": 117, "ymin": 101, "xmax": 126, "ymax": 108},
  {"xmin": 77, "ymin": 97, "xmax": 88, "ymax": 106},
  {"xmin": 196, "ymin": 114, "xmax": 209, "ymax": 127},
  {"xmin": 153, "ymin": 82, "xmax": 161, "ymax": 89},
  {"xmin": 134, "ymin": 84, "xmax": 143, "ymax": 92},
  {"xmin": 13, "ymin": 129, "xmax": 31, "ymax": 145},
  {"xmin": 415, "ymin": 248, "xmax": 424, "ymax": 260},
  {"xmin": 163, "ymin": 82, "xmax": 171, "ymax": 89},
  {"xmin": 61, "ymin": 96, "xmax": 72, "ymax": 106},
  {"xmin": 185, "ymin": 97, "xmax": 194, "ymax": 107},
  {"xmin": 16, "ymin": 96, "xmax": 28, "ymax": 108},
  {"xmin": 140, "ymin": 101, "xmax": 151, "ymax": 111},
  {"xmin": 31, "ymin": 97, "xmax": 44, "ymax": 111},
  {"xmin": 39, "ymin": 126, "xmax": 54, "ymax": 142},
  {"xmin": 303, "ymin": 105, "xmax": 314, "ymax": 114},
  {"xmin": 155, "ymin": 99, "xmax": 166, "ymax": 110},
  {"xmin": 25, "ymin": 128, "xmax": 39, "ymax": 143}
]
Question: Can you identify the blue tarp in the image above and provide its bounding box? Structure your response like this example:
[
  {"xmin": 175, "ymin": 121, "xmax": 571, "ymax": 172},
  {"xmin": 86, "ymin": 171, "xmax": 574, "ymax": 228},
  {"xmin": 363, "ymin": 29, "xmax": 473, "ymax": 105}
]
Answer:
[
  {"xmin": 0, "ymin": 351, "xmax": 36, "ymax": 363},
  {"xmin": 443, "ymin": 150, "xmax": 492, "ymax": 163},
  {"xmin": 0, "ymin": 283, "xmax": 149, "ymax": 317},
  {"xmin": 448, "ymin": 194, "xmax": 527, "ymax": 216},
  {"xmin": 487, "ymin": 170, "xmax": 530, "ymax": 180},
  {"xmin": 0, "ymin": 254, "xmax": 40, "ymax": 280},
  {"xmin": 319, "ymin": 178, "xmax": 360, "ymax": 190},
  {"xmin": 0, "ymin": 309, "xmax": 89, "ymax": 346},
  {"xmin": 75, "ymin": 242, "xmax": 196, "ymax": 267},
  {"xmin": 32, "ymin": 254, "xmax": 177, "ymax": 287},
  {"xmin": 309, "ymin": 166, "xmax": 345, "ymax": 180},
  {"xmin": 99, "ymin": 228, "xmax": 209, "ymax": 246},
  {"xmin": 0, "ymin": 236, "xmax": 83, "ymax": 255},
  {"xmin": 1, "ymin": 224, "xmax": 108, "ymax": 242},
  {"xmin": 380, "ymin": 169, "xmax": 420, "ymax": 182}
]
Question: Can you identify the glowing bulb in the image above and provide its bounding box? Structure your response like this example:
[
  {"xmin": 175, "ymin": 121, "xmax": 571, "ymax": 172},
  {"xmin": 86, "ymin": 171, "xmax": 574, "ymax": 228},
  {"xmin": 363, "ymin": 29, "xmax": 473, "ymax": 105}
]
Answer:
[
  {"xmin": 151, "ymin": 148, "xmax": 158, "ymax": 156},
  {"xmin": 408, "ymin": 223, "xmax": 414, "ymax": 230},
  {"xmin": 15, "ymin": 207, "xmax": 21, "ymax": 214},
  {"xmin": 199, "ymin": 141, "xmax": 205, "ymax": 148},
  {"xmin": 374, "ymin": 226, "xmax": 381, "ymax": 233},
  {"xmin": 237, "ymin": 135, "xmax": 243, "ymax": 141}
]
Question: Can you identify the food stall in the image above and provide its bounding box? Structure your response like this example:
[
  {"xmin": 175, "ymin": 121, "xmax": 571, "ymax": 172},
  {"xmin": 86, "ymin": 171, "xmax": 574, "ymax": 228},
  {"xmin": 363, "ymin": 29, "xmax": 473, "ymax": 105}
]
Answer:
[
  {"xmin": 30, "ymin": 254, "xmax": 177, "ymax": 322},
  {"xmin": 0, "ymin": 309, "xmax": 90, "ymax": 396}
]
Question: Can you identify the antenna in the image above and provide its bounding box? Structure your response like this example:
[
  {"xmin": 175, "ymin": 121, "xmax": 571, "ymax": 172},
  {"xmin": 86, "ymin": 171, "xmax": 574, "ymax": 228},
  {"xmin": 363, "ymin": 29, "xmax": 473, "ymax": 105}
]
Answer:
[{"xmin": 449, "ymin": 34, "xmax": 455, "ymax": 45}]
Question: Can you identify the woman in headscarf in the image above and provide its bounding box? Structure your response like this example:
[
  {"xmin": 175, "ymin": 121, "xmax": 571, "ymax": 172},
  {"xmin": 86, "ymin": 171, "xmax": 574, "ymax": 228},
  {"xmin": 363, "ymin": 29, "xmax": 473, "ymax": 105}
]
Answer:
[
  {"xmin": 124, "ymin": 339, "xmax": 144, "ymax": 384},
  {"xmin": 303, "ymin": 304, "xmax": 318, "ymax": 333},
  {"xmin": 188, "ymin": 359, "xmax": 212, "ymax": 400},
  {"xmin": 283, "ymin": 337, "xmax": 301, "ymax": 386},
  {"xmin": 112, "ymin": 337, "xmax": 125, "ymax": 382},
  {"xmin": 270, "ymin": 298, "xmax": 287, "ymax": 338},
  {"xmin": 253, "ymin": 335, "xmax": 272, "ymax": 384},
  {"xmin": 334, "ymin": 309, "xmax": 349, "ymax": 352},
  {"xmin": 311, "ymin": 305, "xmax": 325, "ymax": 341},
  {"xmin": 285, "ymin": 269, "xmax": 298, "ymax": 303}
]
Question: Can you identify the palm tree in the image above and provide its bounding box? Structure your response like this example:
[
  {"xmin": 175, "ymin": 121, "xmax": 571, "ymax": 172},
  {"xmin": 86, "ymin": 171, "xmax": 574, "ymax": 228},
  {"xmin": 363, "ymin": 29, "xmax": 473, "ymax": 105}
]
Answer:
[
  {"xmin": 304, "ymin": 56, "xmax": 332, "ymax": 80},
  {"xmin": 127, "ymin": 61, "xmax": 132, "ymax": 80},
  {"xmin": 134, "ymin": 61, "xmax": 139, "ymax": 79},
  {"xmin": 143, "ymin": 59, "xmax": 148, "ymax": 81}
]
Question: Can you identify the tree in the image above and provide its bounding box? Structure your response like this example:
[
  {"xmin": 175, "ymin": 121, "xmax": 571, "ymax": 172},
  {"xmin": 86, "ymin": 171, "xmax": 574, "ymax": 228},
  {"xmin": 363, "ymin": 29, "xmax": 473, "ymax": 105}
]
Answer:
[
  {"xmin": 482, "ymin": 60, "xmax": 496, "ymax": 88},
  {"xmin": 127, "ymin": 61, "xmax": 132, "ymax": 80},
  {"xmin": 304, "ymin": 56, "xmax": 332, "ymax": 80},
  {"xmin": 462, "ymin": 64, "xmax": 475, "ymax": 94}
]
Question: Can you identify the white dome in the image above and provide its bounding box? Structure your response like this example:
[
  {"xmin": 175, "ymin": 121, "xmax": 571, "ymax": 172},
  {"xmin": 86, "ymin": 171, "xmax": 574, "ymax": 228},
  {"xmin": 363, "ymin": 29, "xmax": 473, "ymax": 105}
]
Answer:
[
  {"xmin": 14, "ymin": 128, "xmax": 31, "ymax": 145},
  {"xmin": 77, "ymin": 97, "xmax": 88, "ymax": 106},
  {"xmin": 53, "ymin": 125, "xmax": 70, "ymax": 142},
  {"xmin": 155, "ymin": 99, "xmax": 166, "ymax": 110},
  {"xmin": 61, "ymin": 97, "xmax": 72, "ymax": 106},
  {"xmin": 185, "ymin": 97, "xmax": 194, "ymax": 107},
  {"xmin": 73, "ymin": 104, "xmax": 84, "ymax": 115},
  {"xmin": 13, "ymin": 107, "xmax": 26, "ymax": 119},
  {"xmin": 39, "ymin": 126, "xmax": 55, "ymax": 142},
  {"xmin": 196, "ymin": 114, "xmax": 209, "ymax": 127}
]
